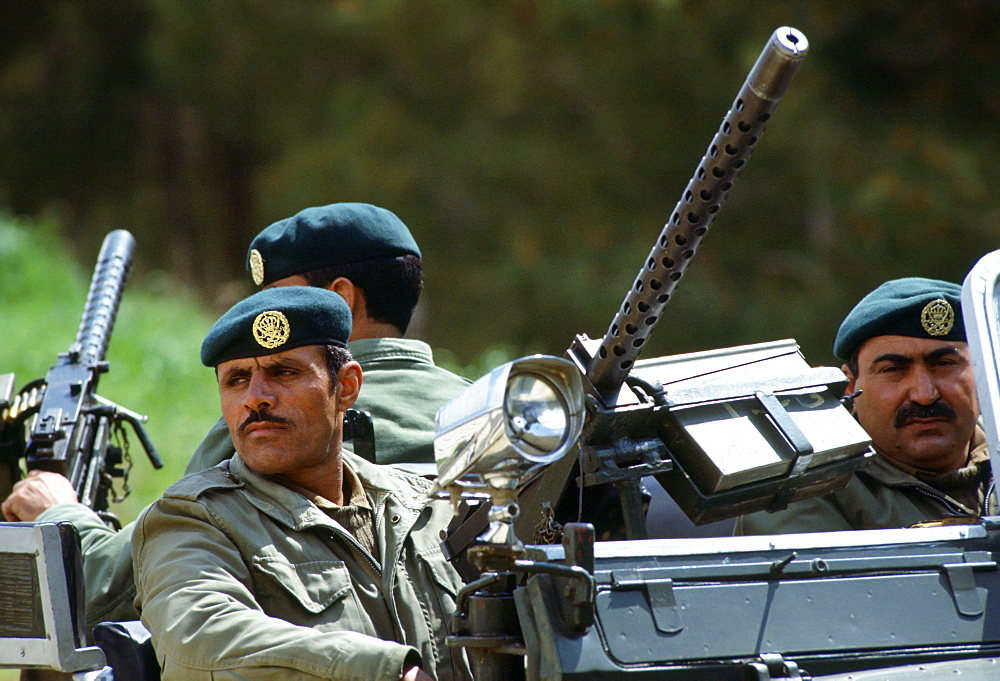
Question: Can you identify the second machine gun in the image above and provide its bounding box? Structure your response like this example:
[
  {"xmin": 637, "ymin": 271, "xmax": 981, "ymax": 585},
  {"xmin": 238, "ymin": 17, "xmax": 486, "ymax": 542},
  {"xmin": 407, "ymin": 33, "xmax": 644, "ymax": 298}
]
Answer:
[
  {"xmin": 0, "ymin": 229, "xmax": 162, "ymax": 678},
  {"xmin": 0, "ymin": 229, "xmax": 162, "ymax": 526}
]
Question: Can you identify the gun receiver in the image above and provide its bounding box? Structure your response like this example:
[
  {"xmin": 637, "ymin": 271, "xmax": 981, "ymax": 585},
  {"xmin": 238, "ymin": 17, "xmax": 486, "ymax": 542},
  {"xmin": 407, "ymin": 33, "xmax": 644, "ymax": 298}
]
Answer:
[
  {"xmin": 585, "ymin": 27, "xmax": 808, "ymax": 401},
  {"xmin": 5, "ymin": 230, "xmax": 162, "ymax": 517}
]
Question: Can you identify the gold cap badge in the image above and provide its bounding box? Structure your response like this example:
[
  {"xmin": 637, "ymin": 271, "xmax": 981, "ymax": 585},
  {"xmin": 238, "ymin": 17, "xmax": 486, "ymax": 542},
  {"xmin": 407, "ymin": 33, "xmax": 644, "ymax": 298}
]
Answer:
[
  {"xmin": 249, "ymin": 249, "xmax": 265, "ymax": 286},
  {"xmin": 920, "ymin": 298, "xmax": 954, "ymax": 336},
  {"xmin": 253, "ymin": 310, "xmax": 290, "ymax": 349}
]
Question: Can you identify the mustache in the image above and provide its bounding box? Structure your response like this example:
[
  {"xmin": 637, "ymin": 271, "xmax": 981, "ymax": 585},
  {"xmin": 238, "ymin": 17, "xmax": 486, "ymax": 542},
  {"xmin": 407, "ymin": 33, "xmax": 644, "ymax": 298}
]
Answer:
[
  {"xmin": 894, "ymin": 400, "xmax": 956, "ymax": 428},
  {"xmin": 239, "ymin": 408, "xmax": 291, "ymax": 434}
]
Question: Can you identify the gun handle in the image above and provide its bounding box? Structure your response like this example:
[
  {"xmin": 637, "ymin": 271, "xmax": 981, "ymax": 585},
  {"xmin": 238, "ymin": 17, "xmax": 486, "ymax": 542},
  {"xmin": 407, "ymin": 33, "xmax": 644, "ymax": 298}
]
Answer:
[{"xmin": 119, "ymin": 411, "xmax": 163, "ymax": 469}]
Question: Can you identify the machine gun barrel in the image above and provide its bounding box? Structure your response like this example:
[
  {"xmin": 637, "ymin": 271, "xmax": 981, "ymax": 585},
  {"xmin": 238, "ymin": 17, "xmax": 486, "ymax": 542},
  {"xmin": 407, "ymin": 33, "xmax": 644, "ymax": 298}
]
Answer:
[
  {"xmin": 74, "ymin": 229, "xmax": 135, "ymax": 368},
  {"xmin": 585, "ymin": 27, "xmax": 808, "ymax": 399}
]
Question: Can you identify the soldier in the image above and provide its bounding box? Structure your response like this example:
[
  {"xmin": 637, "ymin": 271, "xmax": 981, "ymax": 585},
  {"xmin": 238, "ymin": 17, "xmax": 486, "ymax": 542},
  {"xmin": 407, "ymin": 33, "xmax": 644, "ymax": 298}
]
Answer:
[
  {"xmin": 187, "ymin": 202, "xmax": 470, "ymax": 472},
  {"xmin": 1, "ymin": 202, "xmax": 469, "ymax": 628},
  {"xmin": 133, "ymin": 286, "xmax": 471, "ymax": 681},
  {"xmin": 736, "ymin": 277, "xmax": 995, "ymax": 534}
]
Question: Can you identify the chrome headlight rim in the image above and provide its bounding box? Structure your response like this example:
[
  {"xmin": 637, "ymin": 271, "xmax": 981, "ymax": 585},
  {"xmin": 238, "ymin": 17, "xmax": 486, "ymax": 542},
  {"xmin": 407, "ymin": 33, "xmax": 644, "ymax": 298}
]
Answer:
[{"xmin": 504, "ymin": 369, "xmax": 572, "ymax": 463}]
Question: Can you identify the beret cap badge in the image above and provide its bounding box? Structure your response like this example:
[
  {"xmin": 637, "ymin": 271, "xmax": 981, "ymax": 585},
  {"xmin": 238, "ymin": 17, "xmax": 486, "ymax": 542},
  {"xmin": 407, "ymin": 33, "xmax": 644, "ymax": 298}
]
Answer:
[
  {"xmin": 832, "ymin": 277, "xmax": 964, "ymax": 360},
  {"xmin": 201, "ymin": 287, "xmax": 350, "ymax": 366},
  {"xmin": 252, "ymin": 310, "xmax": 290, "ymax": 349},
  {"xmin": 249, "ymin": 249, "xmax": 265, "ymax": 286},
  {"xmin": 920, "ymin": 298, "xmax": 954, "ymax": 337}
]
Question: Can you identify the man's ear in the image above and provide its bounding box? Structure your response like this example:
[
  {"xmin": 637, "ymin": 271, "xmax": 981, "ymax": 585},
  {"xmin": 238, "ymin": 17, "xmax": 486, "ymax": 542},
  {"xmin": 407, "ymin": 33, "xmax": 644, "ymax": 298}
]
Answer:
[
  {"xmin": 335, "ymin": 361, "xmax": 362, "ymax": 411},
  {"xmin": 842, "ymin": 362, "xmax": 857, "ymax": 397},
  {"xmin": 328, "ymin": 278, "xmax": 361, "ymax": 315}
]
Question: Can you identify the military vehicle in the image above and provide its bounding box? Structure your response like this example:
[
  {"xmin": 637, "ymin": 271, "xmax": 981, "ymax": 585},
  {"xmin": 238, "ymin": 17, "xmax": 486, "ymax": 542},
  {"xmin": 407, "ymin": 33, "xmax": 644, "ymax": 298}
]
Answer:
[
  {"xmin": 3, "ymin": 25, "xmax": 1000, "ymax": 681},
  {"xmin": 425, "ymin": 242, "xmax": 1000, "ymax": 681}
]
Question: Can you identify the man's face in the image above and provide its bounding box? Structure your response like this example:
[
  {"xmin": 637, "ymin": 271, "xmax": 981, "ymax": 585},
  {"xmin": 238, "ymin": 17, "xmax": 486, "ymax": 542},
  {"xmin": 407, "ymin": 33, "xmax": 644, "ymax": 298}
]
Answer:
[
  {"xmin": 845, "ymin": 335, "xmax": 979, "ymax": 473},
  {"xmin": 217, "ymin": 345, "xmax": 343, "ymax": 481}
]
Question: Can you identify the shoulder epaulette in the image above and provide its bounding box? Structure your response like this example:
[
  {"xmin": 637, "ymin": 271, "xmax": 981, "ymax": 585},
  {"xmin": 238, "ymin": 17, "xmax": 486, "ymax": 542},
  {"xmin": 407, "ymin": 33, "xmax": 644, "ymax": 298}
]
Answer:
[{"xmin": 163, "ymin": 462, "xmax": 242, "ymax": 501}]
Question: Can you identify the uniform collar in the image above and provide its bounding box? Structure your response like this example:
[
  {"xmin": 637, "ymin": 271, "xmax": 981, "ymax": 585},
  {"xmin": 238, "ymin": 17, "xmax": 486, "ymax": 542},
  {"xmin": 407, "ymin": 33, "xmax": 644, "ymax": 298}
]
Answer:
[
  {"xmin": 228, "ymin": 454, "xmax": 326, "ymax": 531},
  {"xmin": 348, "ymin": 337, "xmax": 435, "ymax": 365},
  {"xmin": 340, "ymin": 449, "xmax": 433, "ymax": 512},
  {"xmin": 228, "ymin": 450, "xmax": 432, "ymax": 531},
  {"xmin": 280, "ymin": 460, "xmax": 372, "ymax": 511}
]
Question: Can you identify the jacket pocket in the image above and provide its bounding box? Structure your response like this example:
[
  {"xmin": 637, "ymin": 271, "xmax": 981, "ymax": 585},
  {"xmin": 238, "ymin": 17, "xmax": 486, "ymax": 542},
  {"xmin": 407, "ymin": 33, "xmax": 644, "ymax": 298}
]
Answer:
[
  {"xmin": 419, "ymin": 549, "xmax": 462, "ymax": 599},
  {"xmin": 252, "ymin": 556, "xmax": 357, "ymax": 618},
  {"xmin": 414, "ymin": 548, "xmax": 463, "ymax": 632},
  {"xmin": 415, "ymin": 548, "xmax": 470, "ymax": 681}
]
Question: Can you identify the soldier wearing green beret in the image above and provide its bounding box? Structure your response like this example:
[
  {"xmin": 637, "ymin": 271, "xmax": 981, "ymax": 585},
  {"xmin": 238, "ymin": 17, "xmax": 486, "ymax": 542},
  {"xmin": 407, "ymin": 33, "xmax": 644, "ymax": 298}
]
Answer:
[
  {"xmin": 132, "ymin": 286, "xmax": 471, "ymax": 681},
  {"xmin": 185, "ymin": 202, "xmax": 471, "ymax": 474},
  {"xmin": 736, "ymin": 277, "xmax": 995, "ymax": 535},
  {"xmin": 2, "ymin": 203, "xmax": 471, "ymax": 629}
]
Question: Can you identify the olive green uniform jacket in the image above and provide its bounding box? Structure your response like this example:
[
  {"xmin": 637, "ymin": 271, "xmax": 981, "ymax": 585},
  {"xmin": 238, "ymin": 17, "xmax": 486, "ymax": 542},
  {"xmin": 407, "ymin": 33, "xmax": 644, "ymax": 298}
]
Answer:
[
  {"xmin": 734, "ymin": 427, "xmax": 995, "ymax": 535},
  {"xmin": 185, "ymin": 337, "xmax": 470, "ymax": 473},
  {"xmin": 32, "ymin": 337, "xmax": 469, "ymax": 628},
  {"xmin": 132, "ymin": 452, "xmax": 472, "ymax": 681}
]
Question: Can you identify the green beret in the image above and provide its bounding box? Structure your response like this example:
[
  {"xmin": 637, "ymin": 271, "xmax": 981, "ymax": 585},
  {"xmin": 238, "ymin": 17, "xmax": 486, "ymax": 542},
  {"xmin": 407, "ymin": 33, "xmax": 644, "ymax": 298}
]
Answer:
[
  {"xmin": 833, "ymin": 277, "xmax": 965, "ymax": 360},
  {"xmin": 201, "ymin": 286, "xmax": 351, "ymax": 366},
  {"xmin": 246, "ymin": 203, "xmax": 421, "ymax": 287}
]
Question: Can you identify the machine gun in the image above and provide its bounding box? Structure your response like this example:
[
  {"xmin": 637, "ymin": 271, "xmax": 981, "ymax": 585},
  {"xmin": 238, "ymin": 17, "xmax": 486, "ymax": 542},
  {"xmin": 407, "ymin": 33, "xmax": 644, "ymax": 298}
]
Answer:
[
  {"xmin": 434, "ymin": 26, "xmax": 872, "ymax": 550},
  {"xmin": 427, "ymin": 27, "xmax": 900, "ymax": 680},
  {"xmin": 0, "ymin": 229, "xmax": 162, "ymax": 525}
]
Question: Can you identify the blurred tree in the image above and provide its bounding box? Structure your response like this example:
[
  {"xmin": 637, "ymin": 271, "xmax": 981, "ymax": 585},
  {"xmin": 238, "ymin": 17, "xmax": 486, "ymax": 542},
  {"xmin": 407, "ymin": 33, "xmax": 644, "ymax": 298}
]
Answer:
[
  {"xmin": 0, "ymin": 1, "xmax": 150, "ymax": 253},
  {"xmin": 0, "ymin": 0, "xmax": 996, "ymax": 370}
]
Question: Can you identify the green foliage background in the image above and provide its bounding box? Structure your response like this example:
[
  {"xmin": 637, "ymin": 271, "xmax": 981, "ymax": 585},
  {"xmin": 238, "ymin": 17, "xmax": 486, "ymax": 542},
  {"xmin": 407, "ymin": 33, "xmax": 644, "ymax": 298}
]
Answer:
[
  {"xmin": 1, "ymin": 1, "xmax": 998, "ymax": 471},
  {"xmin": 2, "ymin": 1, "xmax": 997, "ymax": 371}
]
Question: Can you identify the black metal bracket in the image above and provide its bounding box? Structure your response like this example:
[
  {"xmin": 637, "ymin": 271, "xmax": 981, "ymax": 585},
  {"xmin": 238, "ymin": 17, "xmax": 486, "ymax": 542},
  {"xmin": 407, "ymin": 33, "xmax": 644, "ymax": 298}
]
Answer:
[{"xmin": 745, "ymin": 653, "xmax": 804, "ymax": 680}]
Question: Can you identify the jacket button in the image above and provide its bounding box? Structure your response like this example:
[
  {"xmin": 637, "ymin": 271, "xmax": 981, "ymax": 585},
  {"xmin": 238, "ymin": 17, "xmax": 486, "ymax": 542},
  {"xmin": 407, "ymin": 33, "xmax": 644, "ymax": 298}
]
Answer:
[{"xmin": 391, "ymin": 514, "xmax": 401, "ymax": 524}]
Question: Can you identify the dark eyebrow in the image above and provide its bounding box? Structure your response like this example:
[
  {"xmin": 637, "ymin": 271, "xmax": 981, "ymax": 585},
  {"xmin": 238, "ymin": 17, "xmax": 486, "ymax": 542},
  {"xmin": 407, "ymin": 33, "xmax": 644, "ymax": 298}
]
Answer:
[
  {"xmin": 217, "ymin": 353, "xmax": 311, "ymax": 384},
  {"xmin": 218, "ymin": 365, "xmax": 250, "ymax": 384},
  {"xmin": 261, "ymin": 356, "xmax": 308, "ymax": 372},
  {"xmin": 870, "ymin": 353, "xmax": 912, "ymax": 367},
  {"xmin": 869, "ymin": 347, "xmax": 963, "ymax": 370},
  {"xmin": 924, "ymin": 346, "xmax": 962, "ymax": 362}
]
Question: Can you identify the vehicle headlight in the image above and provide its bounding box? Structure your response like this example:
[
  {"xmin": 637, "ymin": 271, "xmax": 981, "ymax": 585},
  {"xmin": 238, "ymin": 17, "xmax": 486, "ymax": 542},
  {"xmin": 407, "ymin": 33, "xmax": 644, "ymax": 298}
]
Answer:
[
  {"xmin": 431, "ymin": 355, "xmax": 585, "ymax": 495},
  {"xmin": 505, "ymin": 371, "xmax": 570, "ymax": 461}
]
